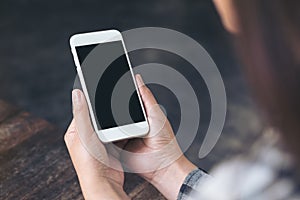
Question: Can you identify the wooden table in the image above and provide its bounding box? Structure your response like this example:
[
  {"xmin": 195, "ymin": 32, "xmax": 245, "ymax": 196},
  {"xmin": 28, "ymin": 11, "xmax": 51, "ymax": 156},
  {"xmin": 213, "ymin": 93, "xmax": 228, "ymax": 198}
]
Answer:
[{"xmin": 0, "ymin": 100, "xmax": 165, "ymax": 199}]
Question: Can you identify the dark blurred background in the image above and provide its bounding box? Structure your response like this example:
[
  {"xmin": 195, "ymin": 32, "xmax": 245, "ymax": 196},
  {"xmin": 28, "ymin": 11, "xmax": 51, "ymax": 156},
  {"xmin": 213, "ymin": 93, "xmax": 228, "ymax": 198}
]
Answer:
[{"xmin": 0, "ymin": 0, "xmax": 263, "ymax": 169}]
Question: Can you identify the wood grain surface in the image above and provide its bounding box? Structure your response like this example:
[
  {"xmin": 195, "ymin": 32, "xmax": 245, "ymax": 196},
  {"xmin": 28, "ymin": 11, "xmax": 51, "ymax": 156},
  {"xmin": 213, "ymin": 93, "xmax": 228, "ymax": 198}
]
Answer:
[{"xmin": 0, "ymin": 100, "xmax": 165, "ymax": 199}]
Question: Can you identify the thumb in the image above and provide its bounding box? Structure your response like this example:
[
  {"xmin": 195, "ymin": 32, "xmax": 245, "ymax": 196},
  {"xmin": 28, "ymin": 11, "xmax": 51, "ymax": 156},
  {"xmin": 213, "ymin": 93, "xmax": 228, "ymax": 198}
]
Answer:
[
  {"xmin": 135, "ymin": 74, "xmax": 158, "ymax": 114},
  {"xmin": 71, "ymin": 89, "xmax": 108, "ymax": 164},
  {"xmin": 72, "ymin": 89, "xmax": 94, "ymax": 135}
]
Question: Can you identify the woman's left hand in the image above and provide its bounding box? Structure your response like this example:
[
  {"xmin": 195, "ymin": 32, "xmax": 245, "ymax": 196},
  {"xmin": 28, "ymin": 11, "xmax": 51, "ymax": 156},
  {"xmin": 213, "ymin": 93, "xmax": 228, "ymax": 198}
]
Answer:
[{"xmin": 64, "ymin": 89, "xmax": 129, "ymax": 200}]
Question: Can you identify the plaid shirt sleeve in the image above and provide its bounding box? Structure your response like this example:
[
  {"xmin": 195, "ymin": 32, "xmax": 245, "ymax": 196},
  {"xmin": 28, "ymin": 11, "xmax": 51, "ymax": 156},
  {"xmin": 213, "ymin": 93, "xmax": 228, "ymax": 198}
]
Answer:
[{"xmin": 177, "ymin": 169, "xmax": 210, "ymax": 200}]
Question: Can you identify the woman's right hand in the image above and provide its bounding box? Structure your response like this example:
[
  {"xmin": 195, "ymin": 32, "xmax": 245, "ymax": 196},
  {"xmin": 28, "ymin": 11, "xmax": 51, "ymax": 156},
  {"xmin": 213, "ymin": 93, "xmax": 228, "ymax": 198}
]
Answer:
[{"xmin": 121, "ymin": 74, "xmax": 197, "ymax": 200}]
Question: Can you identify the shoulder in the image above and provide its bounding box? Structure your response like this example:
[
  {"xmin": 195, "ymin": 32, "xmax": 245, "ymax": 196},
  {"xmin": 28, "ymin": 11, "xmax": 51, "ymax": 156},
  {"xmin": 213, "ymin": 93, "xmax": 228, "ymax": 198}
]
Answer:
[{"xmin": 189, "ymin": 129, "xmax": 300, "ymax": 199}]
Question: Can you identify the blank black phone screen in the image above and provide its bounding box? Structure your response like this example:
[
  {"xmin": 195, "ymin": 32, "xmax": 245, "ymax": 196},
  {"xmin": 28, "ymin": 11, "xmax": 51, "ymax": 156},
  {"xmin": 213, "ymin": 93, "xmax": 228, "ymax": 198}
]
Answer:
[{"xmin": 75, "ymin": 41, "xmax": 145, "ymax": 130}]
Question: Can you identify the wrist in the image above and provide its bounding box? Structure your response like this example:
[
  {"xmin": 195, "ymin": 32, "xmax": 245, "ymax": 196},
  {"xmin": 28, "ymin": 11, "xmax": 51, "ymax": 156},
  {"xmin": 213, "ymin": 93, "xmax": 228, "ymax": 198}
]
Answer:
[
  {"xmin": 149, "ymin": 156, "xmax": 197, "ymax": 200},
  {"xmin": 97, "ymin": 180, "xmax": 129, "ymax": 200},
  {"xmin": 79, "ymin": 177, "xmax": 129, "ymax": 200}
]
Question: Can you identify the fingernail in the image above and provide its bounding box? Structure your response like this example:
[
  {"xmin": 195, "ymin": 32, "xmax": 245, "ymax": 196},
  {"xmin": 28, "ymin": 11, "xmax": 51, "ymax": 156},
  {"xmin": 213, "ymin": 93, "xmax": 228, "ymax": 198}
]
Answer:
[{"xmin": 72, "ymin": 89, "xmax": 82, "ymax": 108}]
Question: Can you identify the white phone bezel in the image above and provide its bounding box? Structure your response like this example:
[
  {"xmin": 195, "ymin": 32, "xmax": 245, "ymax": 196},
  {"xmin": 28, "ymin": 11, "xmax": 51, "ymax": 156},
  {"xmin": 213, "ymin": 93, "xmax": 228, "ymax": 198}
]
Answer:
[{"xmin": 70, "ymin": 29, "xmax": 149, "ymax": 143}]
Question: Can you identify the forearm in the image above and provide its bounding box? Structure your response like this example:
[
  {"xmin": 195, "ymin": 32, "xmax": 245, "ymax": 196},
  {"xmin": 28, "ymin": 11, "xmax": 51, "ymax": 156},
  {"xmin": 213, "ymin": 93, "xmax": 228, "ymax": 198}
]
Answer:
[{"xmin": 148, "ymin": 156, "xmax": 198, "ymax": 200}]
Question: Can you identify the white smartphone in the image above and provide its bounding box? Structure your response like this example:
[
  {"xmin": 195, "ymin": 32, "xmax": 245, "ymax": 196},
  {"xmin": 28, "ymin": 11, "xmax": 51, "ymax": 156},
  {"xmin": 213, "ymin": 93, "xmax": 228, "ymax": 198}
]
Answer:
[{"xmin": 69, "ymin": 29, "xmax": 149, "ymax": 143}]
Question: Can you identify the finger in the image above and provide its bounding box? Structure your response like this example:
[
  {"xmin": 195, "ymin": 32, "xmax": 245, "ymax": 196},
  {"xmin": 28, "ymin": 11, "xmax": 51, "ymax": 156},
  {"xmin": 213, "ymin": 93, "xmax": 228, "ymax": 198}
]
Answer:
[
  {"xmin": 64, "ymin": 118, "xmax": 86, "ymax": 160},
  {"xmin": 72, "ymin": 89, "xmax": 94, "ymax": 135},
  {"xmin": 64, "ymin": 118, "xmax": 86, "ymax": 171},
  {"xmin": 64, "ymin": 119, "xmax": 78, "ymax": 148},
  {"xmin": 64, "ymin": 118, "xmax": 111, "ymax": 190},
  {"xmin": 71, "ymin": 89, "xmax": 110, "ymax": 165},
  {"xmin": 65, "ymin": 119, "xmax": 109, "ymax": 175},
  {"xmin": 135, "ymin": 74, "xmax": 158, "ymax": 114}
]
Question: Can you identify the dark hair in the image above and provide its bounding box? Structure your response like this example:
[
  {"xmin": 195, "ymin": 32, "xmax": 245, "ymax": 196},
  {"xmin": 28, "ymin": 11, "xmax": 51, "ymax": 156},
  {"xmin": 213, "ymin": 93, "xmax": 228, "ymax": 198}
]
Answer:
[{"xmin": 232, "ymin": 0, "xmax": 300, "ymax": 156}]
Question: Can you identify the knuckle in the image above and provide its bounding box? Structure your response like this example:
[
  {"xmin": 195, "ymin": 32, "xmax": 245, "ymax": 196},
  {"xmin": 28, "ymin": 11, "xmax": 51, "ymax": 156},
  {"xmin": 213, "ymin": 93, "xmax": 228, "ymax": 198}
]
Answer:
[
  {"xmin": 64, "ymin": 128, "xmax": 77, "ymax": 142},
  {"xmin": 64, "ymin": 132, "xmax": 68, "ymax": 142}
]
